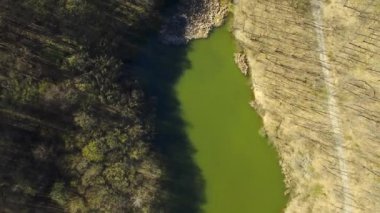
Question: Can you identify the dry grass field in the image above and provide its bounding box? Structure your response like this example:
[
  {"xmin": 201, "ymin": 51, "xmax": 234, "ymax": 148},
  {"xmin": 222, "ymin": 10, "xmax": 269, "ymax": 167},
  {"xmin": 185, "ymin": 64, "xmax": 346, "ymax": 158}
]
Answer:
[{"xmin": 233, "ymin": 0, "xmax": 380, "ymax": 212}]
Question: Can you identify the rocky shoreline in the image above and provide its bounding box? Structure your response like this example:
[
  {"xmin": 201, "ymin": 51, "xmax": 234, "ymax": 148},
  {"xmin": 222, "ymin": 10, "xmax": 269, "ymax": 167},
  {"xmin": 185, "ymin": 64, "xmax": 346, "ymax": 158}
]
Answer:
[
  {"xmin": 160, "ymin": 0, "xmax": 229, "ymax": 45},
  {"xmin": 234, "ymin": 52, "xmax": 249, "ymax": 76}
]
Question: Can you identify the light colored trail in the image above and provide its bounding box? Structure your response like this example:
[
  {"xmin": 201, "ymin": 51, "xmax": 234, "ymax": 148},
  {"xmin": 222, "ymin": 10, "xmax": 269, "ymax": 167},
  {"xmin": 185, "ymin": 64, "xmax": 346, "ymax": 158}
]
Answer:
[{"xmin": 310, "ymin": 0, "xmax": 351, "ymax": 212}]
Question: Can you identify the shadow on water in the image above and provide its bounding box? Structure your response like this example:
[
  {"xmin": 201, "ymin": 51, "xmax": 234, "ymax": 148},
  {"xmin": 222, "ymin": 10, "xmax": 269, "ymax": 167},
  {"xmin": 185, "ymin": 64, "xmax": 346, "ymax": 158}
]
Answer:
[{"xmin": 133, "ymin": 34, "xmax": 205, "ymax": 213}]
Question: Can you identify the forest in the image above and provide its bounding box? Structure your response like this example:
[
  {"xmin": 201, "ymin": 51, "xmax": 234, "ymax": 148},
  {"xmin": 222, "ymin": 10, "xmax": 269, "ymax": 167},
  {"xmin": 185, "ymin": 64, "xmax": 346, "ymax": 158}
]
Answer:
[{"xmin": 0, "ymin": 0, "xmax": 174, "ymax": 212}]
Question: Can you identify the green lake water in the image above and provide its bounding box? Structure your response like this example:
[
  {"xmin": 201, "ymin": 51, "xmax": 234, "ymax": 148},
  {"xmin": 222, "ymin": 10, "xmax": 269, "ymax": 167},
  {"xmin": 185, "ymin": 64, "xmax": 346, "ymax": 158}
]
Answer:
[
  {"xmin": 135, "ymin": 19, "xmax": 286, "ymax": 213},
  {"xmin": 174, "ymin": 22, "xmax": 286, "ymax": 212}
]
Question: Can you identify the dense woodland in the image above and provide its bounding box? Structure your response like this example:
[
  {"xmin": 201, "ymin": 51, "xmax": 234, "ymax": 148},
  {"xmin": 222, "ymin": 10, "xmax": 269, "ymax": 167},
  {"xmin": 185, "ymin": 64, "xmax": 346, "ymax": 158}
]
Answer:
[{"xmin": 0, "ymin": 0, "xmax": 174, "ymax": 212}]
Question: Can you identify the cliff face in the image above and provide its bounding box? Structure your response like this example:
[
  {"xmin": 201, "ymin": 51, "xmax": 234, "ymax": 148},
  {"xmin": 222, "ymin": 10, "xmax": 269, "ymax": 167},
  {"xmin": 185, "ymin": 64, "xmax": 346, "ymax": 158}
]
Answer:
[
  {"xmin": 160, "ymin": 0, "xmax": 228, "ymax": 44},
  {"xmin": 234, "ymin": 0, "xmax": 380, "ymax": 212}
]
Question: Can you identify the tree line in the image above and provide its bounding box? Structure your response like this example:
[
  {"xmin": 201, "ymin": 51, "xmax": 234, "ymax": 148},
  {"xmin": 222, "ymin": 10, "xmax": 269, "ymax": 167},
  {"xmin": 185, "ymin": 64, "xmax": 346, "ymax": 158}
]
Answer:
[{"xmin": 0, "ymin": 0, "xmax": 171, "ymax": 212}]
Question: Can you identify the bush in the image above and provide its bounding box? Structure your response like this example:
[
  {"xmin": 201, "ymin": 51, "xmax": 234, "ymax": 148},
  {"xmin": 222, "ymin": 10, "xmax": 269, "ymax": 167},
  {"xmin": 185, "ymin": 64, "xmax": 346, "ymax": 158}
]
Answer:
[
  {"xmin": 82, "ymin": 141, "xmax": 105, "ymax": 162},
  {"xmin": 49, "ymin": 182, "xmax": 67, "ymax": 206}
]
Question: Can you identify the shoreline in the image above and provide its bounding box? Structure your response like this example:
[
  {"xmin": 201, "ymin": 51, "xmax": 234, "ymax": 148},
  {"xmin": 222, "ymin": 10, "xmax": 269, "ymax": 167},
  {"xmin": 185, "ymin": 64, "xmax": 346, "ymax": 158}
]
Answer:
[
  {"xmin": 160, "ymin": 1, "xmax": 289, "ymax": 211},
  {"xmin": 159, "ymin": 0, "xmax": 229, "ymax": 45}
]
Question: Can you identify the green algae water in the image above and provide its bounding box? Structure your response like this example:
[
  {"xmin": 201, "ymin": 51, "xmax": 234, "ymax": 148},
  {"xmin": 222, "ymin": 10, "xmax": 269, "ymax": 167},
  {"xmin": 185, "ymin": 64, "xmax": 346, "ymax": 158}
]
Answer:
[
  {"xmin": 135, "ymin": 18, "xmax": 286, "ymax": 213},
  {"xmin": 175, "ymin": 22, "xmax": 286, "ymax": 212}
]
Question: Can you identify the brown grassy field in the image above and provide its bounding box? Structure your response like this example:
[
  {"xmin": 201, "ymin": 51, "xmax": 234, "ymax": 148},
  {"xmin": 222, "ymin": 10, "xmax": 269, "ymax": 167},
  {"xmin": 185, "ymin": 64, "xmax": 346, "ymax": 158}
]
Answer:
[{"xmin": 233, "ymin": 0, "xmax": 380, "ymax": 212}]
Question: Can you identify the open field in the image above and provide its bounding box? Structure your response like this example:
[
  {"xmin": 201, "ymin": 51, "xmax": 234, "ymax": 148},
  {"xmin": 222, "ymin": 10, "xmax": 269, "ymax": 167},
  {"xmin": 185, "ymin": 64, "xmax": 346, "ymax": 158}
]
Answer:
[{"xmin": 234, "ymin": 0, "xmax": 380, "ymax": 212}]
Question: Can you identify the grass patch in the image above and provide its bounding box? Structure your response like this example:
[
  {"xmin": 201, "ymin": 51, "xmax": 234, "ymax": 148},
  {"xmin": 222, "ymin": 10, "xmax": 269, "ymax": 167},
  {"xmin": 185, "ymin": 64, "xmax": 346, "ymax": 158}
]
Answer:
[{"xmin": 287, "ymin": 0, "xmax": 311, "ymax": 14}]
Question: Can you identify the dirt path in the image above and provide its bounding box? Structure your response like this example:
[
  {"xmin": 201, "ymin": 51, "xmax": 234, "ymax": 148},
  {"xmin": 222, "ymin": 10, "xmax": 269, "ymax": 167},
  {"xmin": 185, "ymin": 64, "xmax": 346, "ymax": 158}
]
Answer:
[{"xmin": 310, "ymin": 0, "xmax": 351, "ymax": 212}]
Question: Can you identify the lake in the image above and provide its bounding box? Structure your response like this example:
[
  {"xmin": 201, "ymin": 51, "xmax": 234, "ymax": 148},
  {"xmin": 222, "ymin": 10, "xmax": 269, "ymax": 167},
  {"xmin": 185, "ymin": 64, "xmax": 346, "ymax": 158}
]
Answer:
[{"xmin": 135, "ymin": 18, "xmax": 286, "ymax": 213}]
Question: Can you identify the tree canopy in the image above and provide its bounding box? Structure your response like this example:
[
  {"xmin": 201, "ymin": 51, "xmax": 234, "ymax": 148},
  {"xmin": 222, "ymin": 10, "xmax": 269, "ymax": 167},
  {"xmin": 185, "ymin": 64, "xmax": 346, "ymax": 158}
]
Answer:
[{"xmin": 0, "ymin": 0, "xmax": 166, "ymax": 212}]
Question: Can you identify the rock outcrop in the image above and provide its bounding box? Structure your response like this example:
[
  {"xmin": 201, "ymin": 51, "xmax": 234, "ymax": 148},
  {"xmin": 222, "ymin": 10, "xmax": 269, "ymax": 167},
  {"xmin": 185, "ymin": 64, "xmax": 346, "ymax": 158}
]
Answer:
[
  {"xmin": 234, "ymin": 52, "xmax": 249, "ymax": 76},
  {"xmin": 160, "ymin": 0, "xmax": 229, "ymax": 44}
]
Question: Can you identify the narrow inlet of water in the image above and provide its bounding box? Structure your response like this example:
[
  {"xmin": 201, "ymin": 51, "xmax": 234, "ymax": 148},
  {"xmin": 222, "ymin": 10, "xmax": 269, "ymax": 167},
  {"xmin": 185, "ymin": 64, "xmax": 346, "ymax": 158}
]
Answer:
[
  {"xmin": 135, "ymin": 19, "xmax": 286, "ymax": 213},
  {"xmin": 175, "ymin": 21, "xmax": 286, "ymax": 213}
]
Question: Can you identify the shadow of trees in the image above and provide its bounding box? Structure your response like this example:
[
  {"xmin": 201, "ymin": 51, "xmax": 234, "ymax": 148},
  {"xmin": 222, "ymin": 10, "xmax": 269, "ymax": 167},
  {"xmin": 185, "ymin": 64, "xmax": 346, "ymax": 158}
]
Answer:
[
  {"xmin": 0, "ymin": 0, "xmax": 179, "ymax": 212},
  {"xmin": 0, "ymin": 0, "xmax": 205, "ymax": 211},
  {"xmin": 133, "ymin": 31, "xmax": 206, "ymax": 213}
]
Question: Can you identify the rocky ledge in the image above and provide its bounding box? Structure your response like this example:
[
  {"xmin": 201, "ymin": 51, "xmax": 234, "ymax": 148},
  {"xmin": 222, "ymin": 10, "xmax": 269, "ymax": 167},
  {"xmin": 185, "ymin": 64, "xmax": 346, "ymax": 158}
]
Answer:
[
  {"xmin": 160, "ymin": 0, "xmax": 229, "ymax": 45},
  {"xmin": 234, "ymin": 52, "xmax": 249, "ymax": 76}
]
